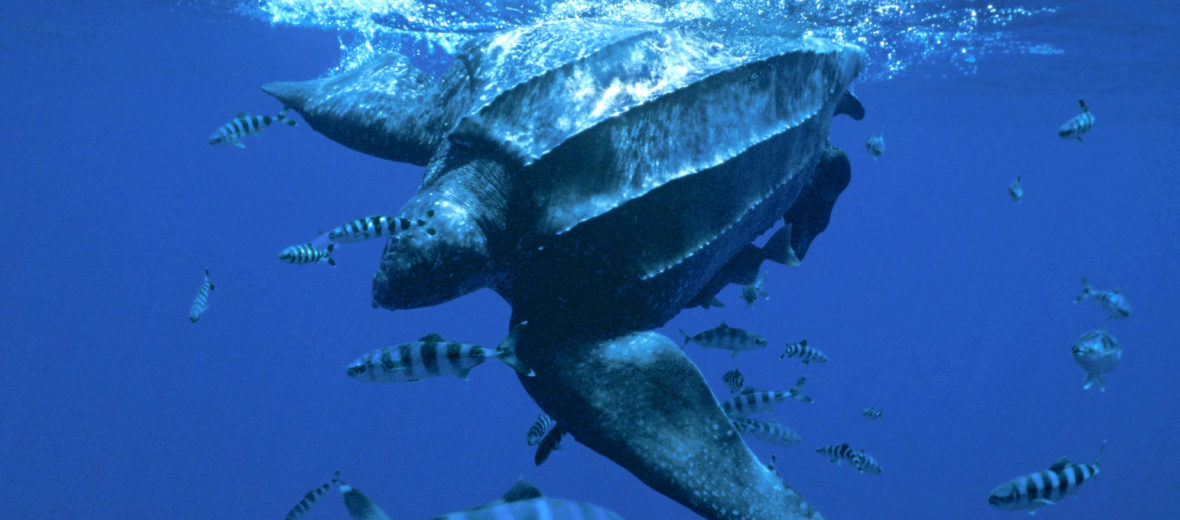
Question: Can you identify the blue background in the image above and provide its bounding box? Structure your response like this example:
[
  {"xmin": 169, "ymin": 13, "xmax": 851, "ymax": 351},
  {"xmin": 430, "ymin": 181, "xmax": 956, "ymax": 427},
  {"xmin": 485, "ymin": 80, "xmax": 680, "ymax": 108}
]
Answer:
[{"xmin": 2, "ymin": 1, "xmax": 1178, "ymax": 519}]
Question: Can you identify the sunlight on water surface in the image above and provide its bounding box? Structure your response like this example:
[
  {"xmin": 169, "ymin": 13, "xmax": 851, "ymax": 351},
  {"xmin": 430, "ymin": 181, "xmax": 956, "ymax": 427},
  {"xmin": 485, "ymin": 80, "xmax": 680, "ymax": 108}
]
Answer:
[{"xmin": 240, "ymin": 0, "xmax": 1061, "ymax": 79}]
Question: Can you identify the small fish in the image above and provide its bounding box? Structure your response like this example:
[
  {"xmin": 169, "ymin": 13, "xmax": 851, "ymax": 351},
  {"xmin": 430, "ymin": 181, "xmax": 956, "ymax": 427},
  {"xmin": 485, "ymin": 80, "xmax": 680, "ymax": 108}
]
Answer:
[
  {"xmin": 1073, "ymin": 276, "xmax": 1131, "ymax": 320},
  {"xmin": 526, "ymin": 412, "xmax": 555, "ymax": 446},
  {"xmin": 1008, "ymin": 176, "xmax": 1024, "ymax": 202},
  {"xmin": 329, "ymin": 210, "xmax": 436, "ymax": 243},
  {"xmin": 740, "ymin": 273, "xmax": 769, "ymax": 307},
  {"xmin": 680, "ymin": 322, "xmax": 769, "ymax": 357},
  {"xmin": 865, "ymin": 133, "xmax": 885, "ymax": 158},
  {"xmin": 208, "ymin": 108, "xmax": 295, "ymax": 148},
  {"xmin": 720, "ymin": 377, "xmax": 812, "ymax": 418},
  {"xmin": 1071, "ymin": 329, "xmax": 1121, "ymax": 392},
  {"xmin": 339, "ymin": 476, "xmax": 393, "ymax": 520},
  {"xmin": 347, "ymin": 333, "xmax": 508, "ymax": 382},
  {"xmin": 188, "ymin": 269, "xmax": 214, "ymax": 323},
  {"xmin": 722, "ymin": 368, "xmax": 746, "ymax": 394},
  {"xmin": 862, "ymin": 406, "xmax": 883, "ymax": 420},
  {"xmin": 534, "ymin": 424, "xmax": 566, "ymax": 466},
  {"xmin": 702, "ymin": 297, "xmax": 726, "ymax": 309},
  {"xmin": 283, "ymin": 471, "xmax": 341, "ymax": 520},
  {"xmin": 328, "ymin": 215, "xmax": 399, "ymax": 243},
  {"xmin": 815, "ymin": 443, "xmax": 882, "ymax": 474},
  {"xmin": 279, "ymin": 242, "xmax": 336, "ymax": 266},
  {"xmin": 1057, "ymin": 99, "xmax": 1094, "ymax": 141},
  {"xmin": 780, "ymin": 339, "xmax": 828, "ymax": 365},
  {"xmin": 732, "ymin": 417, "xmax": 801, "ymax": 448},
  {"xmin": 988, "ymin": 441, "xmax": 1105, "ymax": 513}
]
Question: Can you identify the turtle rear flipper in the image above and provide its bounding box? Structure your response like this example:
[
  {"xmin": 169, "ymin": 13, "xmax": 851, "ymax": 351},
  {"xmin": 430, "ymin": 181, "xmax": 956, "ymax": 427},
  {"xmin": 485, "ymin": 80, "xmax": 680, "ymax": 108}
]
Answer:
[{"xmin": 774, "ymin": 146, "xmax": 852, "ymax": 263}]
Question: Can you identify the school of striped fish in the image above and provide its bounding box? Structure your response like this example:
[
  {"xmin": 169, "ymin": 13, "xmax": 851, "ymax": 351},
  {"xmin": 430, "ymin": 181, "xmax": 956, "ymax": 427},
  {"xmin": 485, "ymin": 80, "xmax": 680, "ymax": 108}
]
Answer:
[{"xmin": 190, "ymin": 96, "xmax": 1127, "ymax": 517}]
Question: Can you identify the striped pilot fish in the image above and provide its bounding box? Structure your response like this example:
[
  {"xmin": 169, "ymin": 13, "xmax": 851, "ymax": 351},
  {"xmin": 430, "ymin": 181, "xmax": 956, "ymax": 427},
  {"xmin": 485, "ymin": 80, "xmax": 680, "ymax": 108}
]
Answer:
[
  {"xmin": 1071, "ymin": 329, "xmax": 1122, "ymax": 392},
  {"xmin": 680, "ymin": 322, "xmax": 769, "ymax": 357},
  {"xmin": 732, "ymin": 417, "xmax": 801, "ymax": 448},
  {"xmin": 988, "ymin": 441, "xmax": 1105, "ymax": 513},
  {"xmin": 865, "ymin": 133, "xmax": 885, "ymax": 158},
  {"xmin": 283, "ymin": 471, "xmax": 341, "ymax": 520},
  {"xmin": 722, "ymin": 368, "xmax": 746, "ymax": 394},
  {"xmin": 720, "ymin": 377, "xmax": 812, "ymax": 418},
  {"xmin": 432, "ymin": 479, "xmax": 625, "ymax": 520},
  {"xmin": 1008, "ymin": 176, "xmax": 1024, "ymax": 202},
  {"xmin": 346, "ymin": 330, "xmax": 528, "ymax": 383},
  {"xmin": 328, "ymin": 213, "xmax": 432, "ymax": 243},
  {"xmin": 862, "ymin": 406, "xmax": 883, "ymax": 420},
  {"xmin": 188, "ymin": 269, "xmax": 214, "ymax": 323},
  {"xmin": 1057, "ymin": 99, "xmax": 1094, "ymax": 141},
  {"xmin": 740, "ymin": 273, "xmax": 769, "ymax": 307},
  {"xmin": 339, "ymin": 477, "xmax": 393, "ymax": 520},
  {"xmin": 279, "ymin": 242, "xmax": 336, "ymax": 266},
  {"xmin": 534, "ymin": 425, "xmax": 566, "ymax": 466},
  {"xmin": 526, "ymin": 412, "xmax": 556, "ymax": 446},
  {"xmin": 815, "ymin": 443, "xmax": 883, "ymax": 474},
  {"xmin": 208, "ymin": 108, "xmax": 295, "ymax": 148},
  {"xmin": 780, "ymin": 339, "xmax": 829, "ymax": 365},
  {"xmin": 1074, "ymin": 276, "xmax": 1131, "ymax": 320}
]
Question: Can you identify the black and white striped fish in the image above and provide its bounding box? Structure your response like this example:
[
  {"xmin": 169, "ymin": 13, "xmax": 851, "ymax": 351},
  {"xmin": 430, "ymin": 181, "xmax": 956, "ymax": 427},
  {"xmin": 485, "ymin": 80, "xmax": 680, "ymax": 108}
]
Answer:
[
  {"xmin": 740, "ymin": 273, "xmax": 768, "ymax": 307},
  {"xmin": 347, "ymin": 333, "xmax": 498, "ymax": 382},
  {"xmin": 279, "ymin": 242, "xmax": 335, "ymax": 266},
  {"xmin": 720, "ymin": 377, "xmax": 812, "ymax": 418},
  {"xmin": 1008, "ymin": 176, "xmax": 1024, "ymax": 202},
  {"xmin": 526, "ymin": 413, "xmax": 556, "ymax": 446},
  {"xmin": 815, "ymin": 443, "xmax": 882, "ymax": 474},
  {"xmin": 339, "ymin": 477, "xmax": 393, "ymax": 520},
  {"xmin": 780, "ymin": 340, "xmax": 828, "ymax": 365},
  {"xmin": 680, "ymin": 322, "xmax": 769, "ymax": 357},
  {"xmin": 283, "ymin": 471, "xmax": 341, "ymax": 520},
  {"xmin": 1057, "ymin": 99, "xmax": 1094, "ymax": 141},
  {"xmin": 1074, "ymin": 276, "xmax": 1131, "ymax": 320},
  {"xmin": 188, "ymin": 269, "xmax": 214, "ymax": 323},
  {"xmin": 534, "ymin": 425, "xmax": 566, "ymax": 466},
  {"xmin": 732, "ymin": 417, "xmax": 801, "ymax": 448},
  {"xmin": 722, "ymin": 368, "xmax": 746, "ymax": 394},
  {"xmin": 329, "ymin": 212, "xmax": 433, "ymax": 243},
  {"xmin": 208, "ymin": 108, "xmax": 295, "ymax": 148},
  {"xmin": 862, "ymin": 406, "xmax": 883, "ymax": 420},
  {"xmin": 988, "ymin": 441, "xmax": 1105, "ymax": 513}
]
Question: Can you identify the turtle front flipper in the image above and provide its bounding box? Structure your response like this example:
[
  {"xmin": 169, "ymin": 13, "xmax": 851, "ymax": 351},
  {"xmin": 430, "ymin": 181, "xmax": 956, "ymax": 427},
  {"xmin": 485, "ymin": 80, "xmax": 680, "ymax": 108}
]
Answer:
[
  {"xmin": 262, "ymin": 53, "xmax": 448, "ymax": 166},
  {"xmin": 513, "ymin": 322, "xmax": 823, "ymax": 520}
]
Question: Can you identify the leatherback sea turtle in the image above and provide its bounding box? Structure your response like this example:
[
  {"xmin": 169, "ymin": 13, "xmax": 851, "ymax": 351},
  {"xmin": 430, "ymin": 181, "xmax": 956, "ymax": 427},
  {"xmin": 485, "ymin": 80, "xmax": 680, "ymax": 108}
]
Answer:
[{"xmin": 265, "ymin": 20, "xmax": 865, "ymax": 520}]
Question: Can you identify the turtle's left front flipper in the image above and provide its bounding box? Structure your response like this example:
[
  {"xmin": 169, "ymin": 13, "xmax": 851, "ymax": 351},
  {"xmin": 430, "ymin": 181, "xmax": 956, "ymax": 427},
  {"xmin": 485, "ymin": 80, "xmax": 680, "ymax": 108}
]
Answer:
[{"xmin": 512, "ymin": 323, "xmax": 823, "ymax": 520}]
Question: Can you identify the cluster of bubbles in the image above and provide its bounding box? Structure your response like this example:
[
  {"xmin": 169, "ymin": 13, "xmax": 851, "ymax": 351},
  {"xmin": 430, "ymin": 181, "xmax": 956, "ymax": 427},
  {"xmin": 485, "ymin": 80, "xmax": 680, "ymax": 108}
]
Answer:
[{"xmin": 240, "ymin": 0, "xmax": 1062, "ymax": 79}]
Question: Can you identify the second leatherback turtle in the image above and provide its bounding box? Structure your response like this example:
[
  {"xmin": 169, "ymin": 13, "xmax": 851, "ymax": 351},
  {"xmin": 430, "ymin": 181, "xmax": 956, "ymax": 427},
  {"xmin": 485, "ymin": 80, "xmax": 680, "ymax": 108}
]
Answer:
[{"xmin": 266, "ymin": 20, "xmax": 866, "ymax": 520}]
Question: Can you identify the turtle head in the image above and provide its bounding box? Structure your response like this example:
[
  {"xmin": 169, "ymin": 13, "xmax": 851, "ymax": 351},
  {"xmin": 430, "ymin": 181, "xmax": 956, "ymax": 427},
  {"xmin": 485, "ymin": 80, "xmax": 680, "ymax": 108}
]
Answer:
[
  {"xmin": 371, "ymin": 153, "xmax": 510, "ymax": 310},
  {"xmin": 371, "ymin": 192, "xmax": 494, "ymax": 309}
]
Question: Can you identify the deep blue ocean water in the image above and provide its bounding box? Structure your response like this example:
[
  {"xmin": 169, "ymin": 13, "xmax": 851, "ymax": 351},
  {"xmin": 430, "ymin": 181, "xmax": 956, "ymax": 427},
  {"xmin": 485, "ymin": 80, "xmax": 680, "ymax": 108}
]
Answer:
[{"xmin": 2, "ymin": 1, "xmax": 1178, "ymax": 519}]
